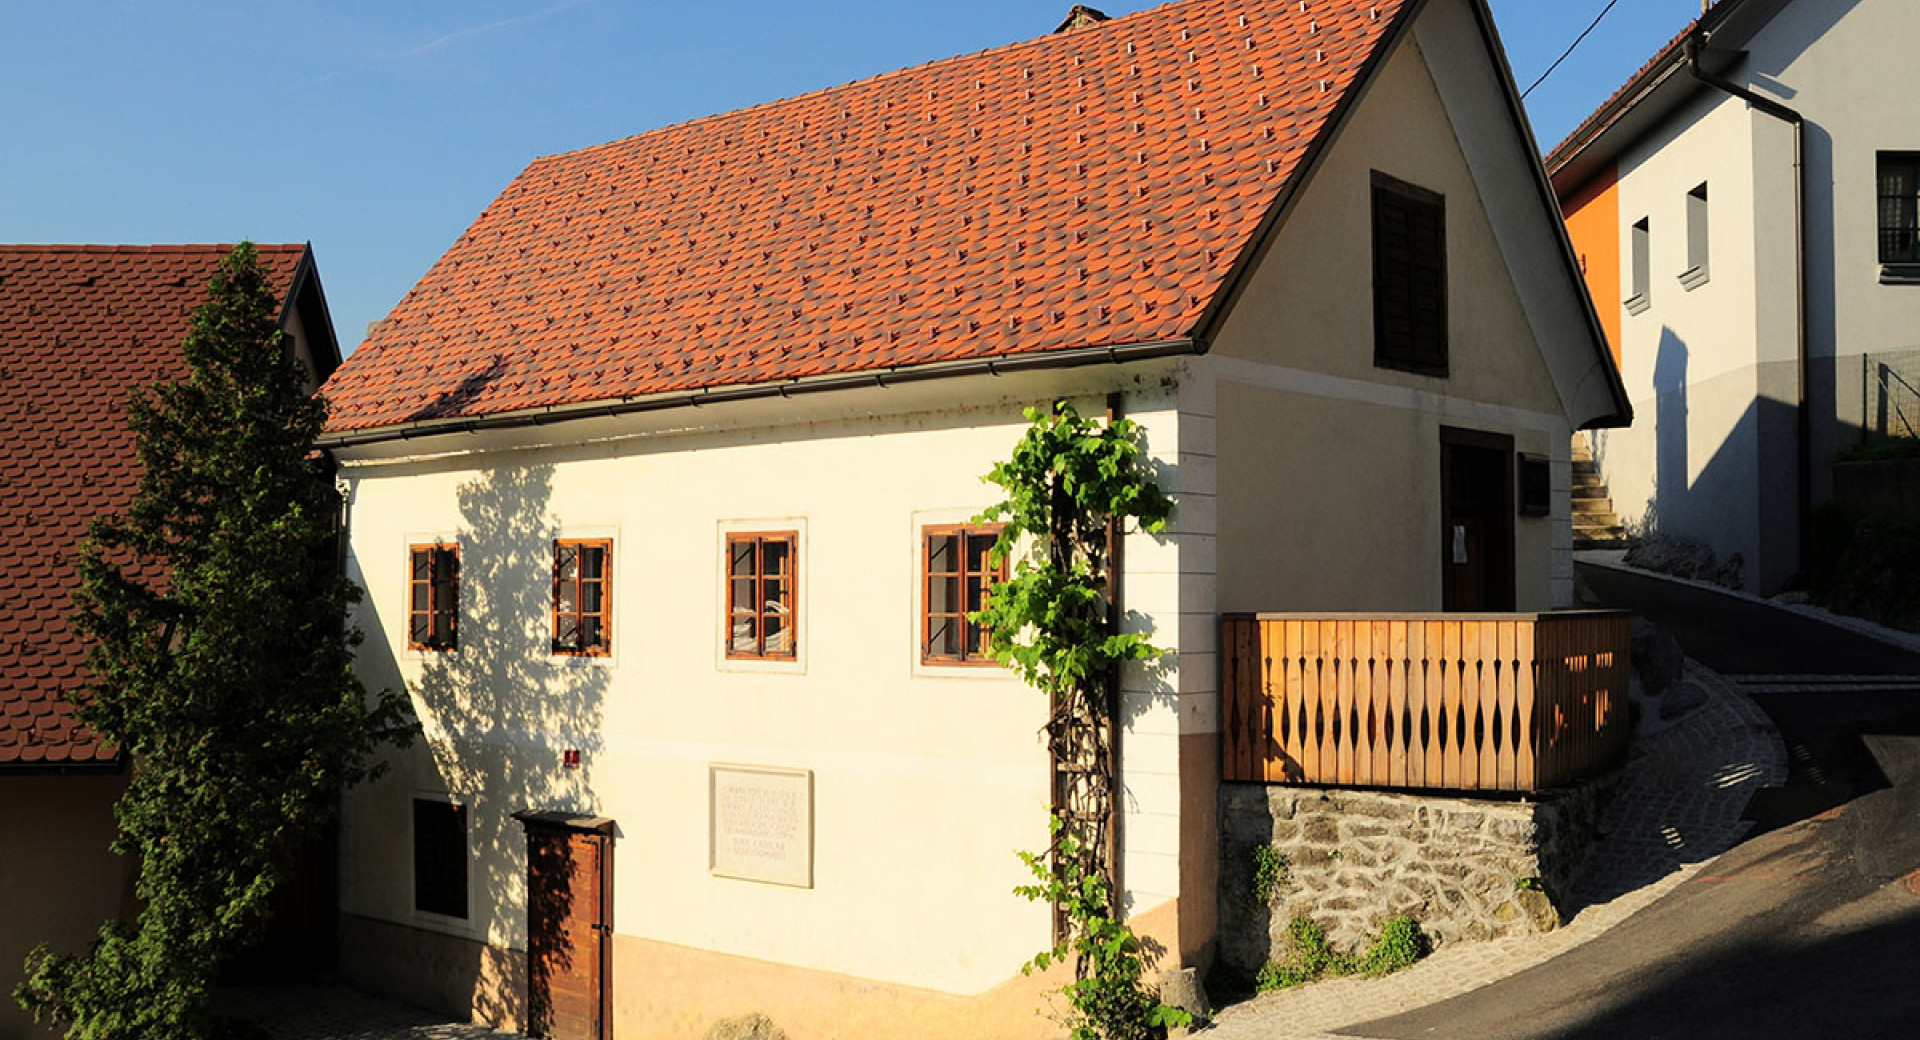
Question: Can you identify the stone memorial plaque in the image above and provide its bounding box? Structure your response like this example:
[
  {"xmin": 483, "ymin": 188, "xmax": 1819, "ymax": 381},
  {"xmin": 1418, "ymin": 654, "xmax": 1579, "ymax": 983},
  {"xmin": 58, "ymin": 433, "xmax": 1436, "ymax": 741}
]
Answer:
[{"xmin": 709, "ymin": 764, "xmax": 813, "ymax": 887}]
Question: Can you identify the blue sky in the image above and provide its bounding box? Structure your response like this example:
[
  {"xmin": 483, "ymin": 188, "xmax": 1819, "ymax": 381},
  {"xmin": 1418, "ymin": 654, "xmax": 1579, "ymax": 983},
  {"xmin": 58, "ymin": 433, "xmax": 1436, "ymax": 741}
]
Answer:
[{"xmin": 2, "ymin": 1, "xmax": 1704, "ymax": 353}]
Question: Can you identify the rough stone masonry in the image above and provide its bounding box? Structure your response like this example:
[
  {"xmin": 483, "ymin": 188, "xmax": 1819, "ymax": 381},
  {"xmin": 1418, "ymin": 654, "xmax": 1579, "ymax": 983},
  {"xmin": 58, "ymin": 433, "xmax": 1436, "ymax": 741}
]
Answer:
[{"xmin": 1217, "ymin": 778, "xmax": 1613, "ymax": 977}]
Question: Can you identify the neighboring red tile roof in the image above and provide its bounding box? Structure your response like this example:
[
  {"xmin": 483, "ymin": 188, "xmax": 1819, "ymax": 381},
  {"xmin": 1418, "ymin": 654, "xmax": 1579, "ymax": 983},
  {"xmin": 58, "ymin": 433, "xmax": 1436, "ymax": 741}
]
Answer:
[
  {"xmin": 0, "ymin": 244, "xmax": 305, "ymax": 767},
  {"xmin": 323, "ymin": 0, "xmax": 1413, "ymax": 433}
]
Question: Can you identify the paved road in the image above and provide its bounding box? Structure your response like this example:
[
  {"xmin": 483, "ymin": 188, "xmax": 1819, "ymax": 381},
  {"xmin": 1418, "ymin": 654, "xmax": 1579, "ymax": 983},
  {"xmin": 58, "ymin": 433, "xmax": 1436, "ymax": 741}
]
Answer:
[
  {"xmin": 1578, "ymin": 564, "xmax": 1920, "ymax": 675},
  {"xmin": 1340, "ymin": 564, "xmax": 1920, "ymax": 1040}
]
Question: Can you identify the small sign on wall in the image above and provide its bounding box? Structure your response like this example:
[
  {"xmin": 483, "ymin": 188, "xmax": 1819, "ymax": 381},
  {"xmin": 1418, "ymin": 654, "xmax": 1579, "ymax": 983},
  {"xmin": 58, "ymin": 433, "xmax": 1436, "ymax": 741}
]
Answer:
[{"xmin": 709, "ymin": 764, "xmax": 813, "ymax": 888}]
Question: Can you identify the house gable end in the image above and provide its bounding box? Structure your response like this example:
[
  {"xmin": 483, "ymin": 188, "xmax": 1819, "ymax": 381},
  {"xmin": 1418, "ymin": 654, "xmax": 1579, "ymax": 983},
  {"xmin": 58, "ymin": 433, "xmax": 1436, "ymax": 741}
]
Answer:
[{"xmin": 1207, "ymin": 0, "xmax": 1569, "ymax": 424}]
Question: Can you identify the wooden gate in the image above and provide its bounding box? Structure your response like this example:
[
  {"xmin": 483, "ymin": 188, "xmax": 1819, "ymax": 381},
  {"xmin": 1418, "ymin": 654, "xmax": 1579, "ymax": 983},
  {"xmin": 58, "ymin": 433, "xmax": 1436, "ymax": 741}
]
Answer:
[{"xmin": 517, "ymin": 812, "xmax": 614, "ymax": 1040}]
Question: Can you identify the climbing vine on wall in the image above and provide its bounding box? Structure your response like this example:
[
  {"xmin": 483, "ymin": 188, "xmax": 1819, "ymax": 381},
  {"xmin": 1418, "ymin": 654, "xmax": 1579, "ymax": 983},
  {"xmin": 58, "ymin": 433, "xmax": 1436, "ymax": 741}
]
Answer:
[{"xmin": 973, "ymin": 401, "xmax": 1186, "ymax": 1039}]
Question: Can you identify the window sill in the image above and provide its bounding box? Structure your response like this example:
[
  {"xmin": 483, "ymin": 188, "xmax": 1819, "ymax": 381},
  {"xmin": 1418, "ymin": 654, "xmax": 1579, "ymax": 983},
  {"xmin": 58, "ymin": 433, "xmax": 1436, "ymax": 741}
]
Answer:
[
  {"xmin": 1372, "ymin": 357, "xmax": 1450, "ymax": 379},
  {"xmin": 1678, "ymin": 266, "xmax": 1710, "ymax": 291},
  {"xmin": 1880, "ymin": 263, "xmax": 1920, "ymax": 285},
  {"xmin": 1623, "ymin": 293, "xmax": 1651, "ymax": 315}
]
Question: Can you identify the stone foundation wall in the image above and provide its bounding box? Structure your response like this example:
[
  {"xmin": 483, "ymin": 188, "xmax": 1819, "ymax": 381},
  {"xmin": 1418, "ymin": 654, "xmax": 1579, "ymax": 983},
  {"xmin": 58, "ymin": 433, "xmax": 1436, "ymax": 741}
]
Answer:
[{"xmin": 1217, "ymin": 779, "xmax": 1613, "ymax": 975}]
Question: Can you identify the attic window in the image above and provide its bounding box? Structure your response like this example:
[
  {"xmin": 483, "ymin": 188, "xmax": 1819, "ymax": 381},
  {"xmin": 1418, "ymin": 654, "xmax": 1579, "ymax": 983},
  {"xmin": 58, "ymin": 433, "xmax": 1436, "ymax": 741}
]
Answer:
[
  {"xmin": 1371, "ymin": 171, "xmax": 1448, "ymax": 378},
  {"xmin": 1054, "ymin": 4, "xmax": 1110, "ymax": 32}
]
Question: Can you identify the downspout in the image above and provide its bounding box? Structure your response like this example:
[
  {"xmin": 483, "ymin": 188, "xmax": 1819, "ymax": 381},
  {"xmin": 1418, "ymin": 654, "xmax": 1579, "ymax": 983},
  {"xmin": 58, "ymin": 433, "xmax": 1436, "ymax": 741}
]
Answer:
[
  {"xmin": 1104, "ymin": 391, "xmax": 1126, "ymax": 909},
  {"xmin": 1684, "ymin": 31, "xmax": 1813, "ymax": 583}
]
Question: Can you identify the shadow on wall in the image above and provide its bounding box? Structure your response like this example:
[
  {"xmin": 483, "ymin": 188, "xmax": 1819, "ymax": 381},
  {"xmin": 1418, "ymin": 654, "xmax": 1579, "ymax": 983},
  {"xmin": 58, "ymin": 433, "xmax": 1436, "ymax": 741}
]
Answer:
[
  {"xmin": 410, "ymin": 463, "xmax": 611, "ymax": 1027},
  {"xmin": 1649, "ymin": 325, "xmax": 1690, "ymax": 542},
  {"xmin": 1637, "ymin": 327, "xmax": 1807, "ymax": 592}
]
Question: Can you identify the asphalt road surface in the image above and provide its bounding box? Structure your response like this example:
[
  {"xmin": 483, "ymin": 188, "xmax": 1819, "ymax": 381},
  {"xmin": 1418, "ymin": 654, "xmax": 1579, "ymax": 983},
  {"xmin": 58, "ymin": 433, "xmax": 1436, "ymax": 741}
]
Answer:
[{"xmin": 1342, "ymin": 564, "xmax": 1920, "ymax": 1040}]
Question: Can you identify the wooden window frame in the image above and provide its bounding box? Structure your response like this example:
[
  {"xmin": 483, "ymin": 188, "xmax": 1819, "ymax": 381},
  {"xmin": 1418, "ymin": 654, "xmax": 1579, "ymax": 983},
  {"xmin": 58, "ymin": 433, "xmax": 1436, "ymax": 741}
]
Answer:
[
  {"xmin": 412, "ymin": 796, "xmax": 469, "ymax": 920},
  {"xmin": 1371, "ymin": 170, "xmax": 1449, "ymax": 378},
  {"xmin": 725, "ymin": 531, "xmax": 799, "ymax": 661},
  {"xmin": 552, "ymin": 538, "xmax": 613, "ymax": 657},
  {"xmin": 921, "ymin": 523, "xmax": 1007, "ymax": 666},
  {"xmin": 407, "ymin": 543, "xmax": 460, "ymax": 652}
]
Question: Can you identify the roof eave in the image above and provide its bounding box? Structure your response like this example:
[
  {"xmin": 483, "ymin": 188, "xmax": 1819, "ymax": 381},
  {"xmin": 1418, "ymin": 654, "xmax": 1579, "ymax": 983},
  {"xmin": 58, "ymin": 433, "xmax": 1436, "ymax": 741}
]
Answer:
[{"xmin": 317, "ymin": 337, "xmax": 1206, "ymax": 450}]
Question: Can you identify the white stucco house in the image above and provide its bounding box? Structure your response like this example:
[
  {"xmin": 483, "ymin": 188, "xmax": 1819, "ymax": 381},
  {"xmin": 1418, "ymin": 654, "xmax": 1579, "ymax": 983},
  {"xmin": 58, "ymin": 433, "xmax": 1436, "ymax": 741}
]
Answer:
[
  {"xmin": 318, "ymin": 1, "xmax": 1627, "ymax": 1036},
  {"xmin": 1551, "ymin": 0, "xmax": 1920, "ymax": 594}
]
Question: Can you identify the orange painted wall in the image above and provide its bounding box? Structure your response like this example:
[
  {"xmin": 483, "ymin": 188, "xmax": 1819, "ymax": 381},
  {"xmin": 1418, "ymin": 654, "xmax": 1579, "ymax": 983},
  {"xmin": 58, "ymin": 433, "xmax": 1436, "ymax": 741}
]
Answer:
[{"xmin": 1560, "ymin": 165, "xmax": 1622, "ymax": 365}]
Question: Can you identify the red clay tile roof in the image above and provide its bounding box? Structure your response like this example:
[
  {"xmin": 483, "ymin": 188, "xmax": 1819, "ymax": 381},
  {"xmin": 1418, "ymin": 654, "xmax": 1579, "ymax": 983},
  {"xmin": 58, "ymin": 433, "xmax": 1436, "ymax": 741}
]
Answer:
[
  {"xmin": 0, "ymin": 244, "xmax": 305, "ymax": 768},
  {"xmin": 323, "ymin": 0, "xmax": 1413, "ymax": 433}
]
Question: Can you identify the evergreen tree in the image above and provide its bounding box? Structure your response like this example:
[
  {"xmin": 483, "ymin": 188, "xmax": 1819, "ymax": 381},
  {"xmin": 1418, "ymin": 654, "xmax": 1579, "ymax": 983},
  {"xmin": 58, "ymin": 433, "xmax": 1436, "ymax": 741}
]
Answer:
[{"xmin": 16, "ymin": 243, "xmax": 413, "ymax": 1040}]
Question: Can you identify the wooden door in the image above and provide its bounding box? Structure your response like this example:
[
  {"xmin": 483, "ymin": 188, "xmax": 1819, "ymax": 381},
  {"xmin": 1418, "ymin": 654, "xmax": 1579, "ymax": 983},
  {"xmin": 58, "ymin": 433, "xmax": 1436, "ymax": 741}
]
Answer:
[
  {"xmin": 1440, "ymin": 427, "xmax": 1515, "ymax": 612},
  {"xmin": 527, "ymin": 825, "xmax": 611, "ymax": 1040}
]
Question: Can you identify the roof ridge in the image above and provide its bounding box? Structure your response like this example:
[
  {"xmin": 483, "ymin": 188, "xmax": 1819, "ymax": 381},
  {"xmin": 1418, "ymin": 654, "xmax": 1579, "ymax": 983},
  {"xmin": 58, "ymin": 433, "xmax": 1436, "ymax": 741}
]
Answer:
[
  {"xmin": 535, "ymin": 0, "xmax": 1201, "ymax": 167},
  {"xmin": 0, "ymin": 243, "xmax": 305, "ymax": 255}
]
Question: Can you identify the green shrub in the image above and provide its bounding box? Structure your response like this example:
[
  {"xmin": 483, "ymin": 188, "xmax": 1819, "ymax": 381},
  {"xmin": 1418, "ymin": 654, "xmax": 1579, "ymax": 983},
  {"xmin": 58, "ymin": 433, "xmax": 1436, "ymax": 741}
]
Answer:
[
  {"xmin": 1356, "ymin": 917, "xmax": 1431, "ymax": 976},
  {"xmin": 1250, "ymin": 846, "xmax": 1288, "ymax": 906},
  {"xmin": 1809, "ymin": 503, "xmax": 1920, "ymax": 629},
  {"xmin": 1839, "ymin": 436, "xmax": 1920, "ymax": 462}
]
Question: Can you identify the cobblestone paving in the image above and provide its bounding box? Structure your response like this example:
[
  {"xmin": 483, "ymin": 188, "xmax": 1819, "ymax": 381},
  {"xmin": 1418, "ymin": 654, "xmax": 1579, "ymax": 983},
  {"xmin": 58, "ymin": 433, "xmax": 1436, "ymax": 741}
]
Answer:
[
  {"xmin": 217, "ymin": 984, "xmax": 520, "ymax": 1040},
  {"xmin": 1196, "ymin": 662, "xmax": 1788, "ymax": 1039}
]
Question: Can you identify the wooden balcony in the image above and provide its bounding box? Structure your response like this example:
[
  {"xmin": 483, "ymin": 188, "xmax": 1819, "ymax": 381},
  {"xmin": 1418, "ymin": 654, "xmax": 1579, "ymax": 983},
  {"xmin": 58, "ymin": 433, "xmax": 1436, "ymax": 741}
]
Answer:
[{"xmin": 1220, "ymin": 612, "xmax": 1631, "ymax": 794}]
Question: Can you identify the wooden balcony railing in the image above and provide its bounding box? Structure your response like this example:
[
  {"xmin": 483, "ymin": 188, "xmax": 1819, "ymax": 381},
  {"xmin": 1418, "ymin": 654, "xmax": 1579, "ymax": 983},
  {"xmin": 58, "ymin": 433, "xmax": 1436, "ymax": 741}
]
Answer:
[{"xmin": 1221, "ymin": 612, "xmax": 1631, "ymax": 793}]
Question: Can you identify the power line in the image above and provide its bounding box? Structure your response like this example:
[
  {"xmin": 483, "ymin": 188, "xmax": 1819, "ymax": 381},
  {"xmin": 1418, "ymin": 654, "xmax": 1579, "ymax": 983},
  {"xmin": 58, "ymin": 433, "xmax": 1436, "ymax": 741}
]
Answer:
[{"xmin": 1522, "ymin": 0, "xmax": 1626, "ymax": 100}]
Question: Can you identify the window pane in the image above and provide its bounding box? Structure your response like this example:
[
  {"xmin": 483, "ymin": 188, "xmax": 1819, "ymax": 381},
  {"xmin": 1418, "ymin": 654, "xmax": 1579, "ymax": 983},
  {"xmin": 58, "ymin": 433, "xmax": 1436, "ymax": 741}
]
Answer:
[
  {"xmin": 729, "ymin": 540, "xmax": 756, "ymax": 577},
  {"xmin": 764, "ymin": 611, "xmax": 789, "ymax": 654},
  {"xmin": 763, "ymin": 538, "xmax": 791, "ymax": 578},
  {"xmin": 967, "ymin": 576, "xmax": 989, "ymax": 614},
  {"xmin": 556, "ymin": 616, "xmax": 578, "ymax": 648},
  {"xmin": 557, "ymin": 582, "xmax": 576, "ymax": 614},
  {"xmin": 580, "ymin": 616, "xmax": 602, "ymax": 649},
  {"xmin": 433, "ymin": 549, "xmax": 458, "ymax": 584},
  {"xmin": 579, "ymin": 546, "xmax": 605, "ymax": 580},
  {"xmin": 928, "ymin": 617, "xmax": 959, "ymax": 657},
  {"xmin": 435, "ymin": 609, "xmax": 457, "ymax": 647},
  {"xmin": 730, "ymin": 577, "xmax": 755, "ymax": 616},
  {"xmin": 556, "ymin": 545, "xmax": 577, "ymax": 580},
  {"xmin": 929, "ymin": 574, "xmax": 958, "ymax": 616},
  {"xmin": 763, "ymin": 578, "xmax": 788, "ymax": 614},
  {"xmin": 411, "ymin": 551, "xmax": 430, "ymax": 581},
  {"xmin": 411, "ymin": 614, "xmax": 433, "ymax": 645},
  {"xmin": 730, "ymin": 614, "xmax": 759, "ymax": 653},
  {"xmin": 411, "ymin": 584, "xmax": 429, "ymax": 612},
  {"xmin": 413, "ymin": 799, "xmax": 467, "ymax": 919},
  {"xmin": 581, "ymin": 581, "xmax": 602, "ymax": 614},
  {"xmin": 927, "ymin": 534, "xmax": 957, "ymax": 574},
  {"xmin": 965, "ymin": 533, "xmax": 996, "ymax": 577}
]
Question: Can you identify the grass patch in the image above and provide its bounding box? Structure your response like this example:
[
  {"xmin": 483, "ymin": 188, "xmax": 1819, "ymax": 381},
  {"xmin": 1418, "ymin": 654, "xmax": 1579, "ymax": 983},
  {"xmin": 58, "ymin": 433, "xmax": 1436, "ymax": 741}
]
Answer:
[{"xmin": 1254, "ymin": 915, "xmax": 1431, "ymax": 992}]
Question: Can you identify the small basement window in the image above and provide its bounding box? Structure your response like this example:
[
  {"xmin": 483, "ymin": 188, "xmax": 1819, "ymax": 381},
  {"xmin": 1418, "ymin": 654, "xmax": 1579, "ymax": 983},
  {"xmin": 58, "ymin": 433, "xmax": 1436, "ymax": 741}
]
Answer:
[{"xmin": 412, "ymin": 797, "xmax": 468, "ymax": 920}]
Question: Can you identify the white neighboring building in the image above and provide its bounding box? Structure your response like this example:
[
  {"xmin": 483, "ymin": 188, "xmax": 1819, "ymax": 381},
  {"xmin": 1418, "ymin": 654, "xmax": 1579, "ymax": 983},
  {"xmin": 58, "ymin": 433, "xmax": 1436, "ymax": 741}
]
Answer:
[
  {"xmin": 1552, "ymin": 0, "xmax": 1920, "ymax": 594},
  {"xmin": 320, "ymin": 1, "xmax": 1626, "ymax": 1037}
]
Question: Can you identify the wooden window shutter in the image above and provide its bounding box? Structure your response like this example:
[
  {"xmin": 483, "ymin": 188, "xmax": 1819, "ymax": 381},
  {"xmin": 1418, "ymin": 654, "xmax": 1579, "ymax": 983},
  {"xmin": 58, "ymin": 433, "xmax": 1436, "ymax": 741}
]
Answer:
[{"xmin": 1372, "ymin": 171, "xmax": 1448, "ymax": 377}]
